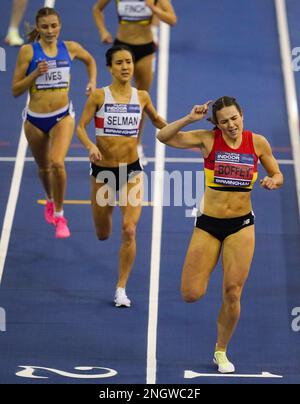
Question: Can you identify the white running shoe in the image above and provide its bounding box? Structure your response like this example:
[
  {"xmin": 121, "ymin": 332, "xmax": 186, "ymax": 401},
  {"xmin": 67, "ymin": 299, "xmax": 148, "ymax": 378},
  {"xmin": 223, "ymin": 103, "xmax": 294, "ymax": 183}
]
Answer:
[
  {"xmin": 213, "ymin": 351, "xmax": 235, "ymax": 373},
  {"xmin": 137, "ymin": 144, "xmax": 148, "ymax": 166},
  {"xmin": 5, "ymin": 29, "xmax": 24, "ymax": 46},
  {"xmin": 114, "ymin": 288, "xmax": 131, "ymax": 308}
]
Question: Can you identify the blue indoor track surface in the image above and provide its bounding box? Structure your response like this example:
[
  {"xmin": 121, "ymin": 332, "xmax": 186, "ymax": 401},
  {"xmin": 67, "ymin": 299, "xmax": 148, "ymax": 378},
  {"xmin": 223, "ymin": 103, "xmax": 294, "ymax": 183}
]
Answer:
[{"xmin": 0, "ymin": 0, "xmax": 299, "ymax": 384}]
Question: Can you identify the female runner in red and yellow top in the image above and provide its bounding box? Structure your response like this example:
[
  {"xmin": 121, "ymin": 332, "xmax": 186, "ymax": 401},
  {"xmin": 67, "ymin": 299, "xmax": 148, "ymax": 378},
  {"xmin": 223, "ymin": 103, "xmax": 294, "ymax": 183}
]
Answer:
[{"xmin": 157, "ymin": 96, "xmax": 283, "ymax": 374}]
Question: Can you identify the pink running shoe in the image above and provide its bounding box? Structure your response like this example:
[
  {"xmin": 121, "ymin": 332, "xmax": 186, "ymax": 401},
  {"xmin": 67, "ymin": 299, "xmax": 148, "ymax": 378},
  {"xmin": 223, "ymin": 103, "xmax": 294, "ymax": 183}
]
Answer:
[
  {"xmin": 45, "ymin": 201, "xmax": 55, "ymax": 224},
  {"xmin": 54, "ymin": 217, "xmax": 71, "ymax": 238}
]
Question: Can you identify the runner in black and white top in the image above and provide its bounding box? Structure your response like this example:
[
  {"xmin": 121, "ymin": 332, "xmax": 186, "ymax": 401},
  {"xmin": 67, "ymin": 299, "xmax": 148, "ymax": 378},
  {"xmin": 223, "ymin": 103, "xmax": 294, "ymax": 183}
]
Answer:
[
  {"xmin": 77, "ymin": 45, "xmax": 166, "ymax": 307},
  {"xmin": 93, "ymin": 0, "xmax": 177, "ymax": 165}
]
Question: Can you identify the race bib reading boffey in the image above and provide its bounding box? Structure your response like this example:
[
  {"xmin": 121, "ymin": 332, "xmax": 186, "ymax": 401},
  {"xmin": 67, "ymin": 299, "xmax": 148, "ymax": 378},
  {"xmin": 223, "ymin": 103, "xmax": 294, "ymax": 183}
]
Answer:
[{"xmin": 214, "ymin": 152, "xmax": 255, "ymax": 187}]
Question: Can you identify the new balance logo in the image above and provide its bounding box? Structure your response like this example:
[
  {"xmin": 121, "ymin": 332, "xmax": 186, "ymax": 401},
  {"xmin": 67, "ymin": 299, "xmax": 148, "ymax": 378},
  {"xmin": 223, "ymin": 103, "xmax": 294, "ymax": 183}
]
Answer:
[{"xmin": 128, "ymin": 170, "xmax": 136, "ymax": 179}]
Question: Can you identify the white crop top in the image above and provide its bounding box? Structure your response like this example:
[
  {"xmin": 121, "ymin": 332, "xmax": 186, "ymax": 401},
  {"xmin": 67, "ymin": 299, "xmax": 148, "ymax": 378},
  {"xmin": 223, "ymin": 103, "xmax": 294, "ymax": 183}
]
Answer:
[{"xmin": 95, "ymin": 86, "xmax": 142, "ymax": 138}]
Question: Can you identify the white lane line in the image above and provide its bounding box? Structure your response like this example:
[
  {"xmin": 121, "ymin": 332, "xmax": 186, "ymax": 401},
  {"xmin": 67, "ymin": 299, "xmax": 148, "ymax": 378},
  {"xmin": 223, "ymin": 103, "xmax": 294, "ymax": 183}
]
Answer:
[
  {"xmin": 146, "ymin": 21, "xmax": 170, "ymax": 385},
  {"xmin": 184, "ymin": 370, "xmax": 283, "ymax": 379},
  {"xmin": 0, "ymin": 0, "xmax": 56, "ymax": 284},
  {"xmin": 0, "ymin": 157, "xmax": 294, "ymax": 165},
  {"xmin": 275, "ymin": 0, "xmax": 300, "ymax": 215},
  {"xmin": 0, "ymin": 120, "xmax": 27, "ymax": 285}
]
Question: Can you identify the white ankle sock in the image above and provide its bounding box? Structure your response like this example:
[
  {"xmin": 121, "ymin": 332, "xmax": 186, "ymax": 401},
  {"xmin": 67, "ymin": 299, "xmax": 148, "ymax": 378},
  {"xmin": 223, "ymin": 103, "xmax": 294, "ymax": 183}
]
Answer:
[
  {"xmin": 54, "ymin": 210, "xmax": 64, "ymax": 218},
  {"xmin": 8, "ymin": 27, "xmax": 20, "ymax": 35}
]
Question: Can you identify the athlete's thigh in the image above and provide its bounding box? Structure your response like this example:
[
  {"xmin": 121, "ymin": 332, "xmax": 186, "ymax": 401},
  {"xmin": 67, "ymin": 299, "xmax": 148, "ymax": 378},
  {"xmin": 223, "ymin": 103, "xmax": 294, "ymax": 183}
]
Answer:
[
  {"xmin": 222, "ymin": 225, "xmax": 255, "ymax": 288},
  {"xmin": 24, "ymin": 120, "xmax": 50, "ymax": 167},
  {"xmin": 120, "ymin": 202, "xmax": 142, "ymax": 228},
  {"xmin": 91, "ymin": 176, "xmax": 115, "ymax": 232},
  {"xmin": 182, "ymin": 228, "xmax": 222, "ymax": 286},
  {"xmin": 119, "ymin": 173, "xmax": 143, "ymax": 225},
  {"xmin": 134, "ymin": 54, "xmax": 154, "ymax": 90},
  {"xmin": 49, "ymin": 115, "xmax": 75, "ymax": 161}
]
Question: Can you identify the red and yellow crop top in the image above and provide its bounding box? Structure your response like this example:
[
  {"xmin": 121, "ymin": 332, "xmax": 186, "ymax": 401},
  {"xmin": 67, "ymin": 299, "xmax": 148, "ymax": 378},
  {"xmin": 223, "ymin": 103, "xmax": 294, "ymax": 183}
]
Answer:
[{"xmin": 204, "ymin": 129, "xmax": 258, "ymax": 192}]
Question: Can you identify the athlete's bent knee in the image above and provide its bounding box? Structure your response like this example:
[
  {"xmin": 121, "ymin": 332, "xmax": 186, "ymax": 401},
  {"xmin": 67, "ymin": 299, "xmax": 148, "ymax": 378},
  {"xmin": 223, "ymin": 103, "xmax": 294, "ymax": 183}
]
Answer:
[
  {"xmin": 224, "ymin": 286, "xmax": 242, "ymax": 305},
  {"xmin": 38, "ymin": 167, "xmax": 51, "ymax": 176},
  {"xmin": 96, "ymin": 231, "xmax": 110, "ymax": 241},
  {"xmin": 181, "ymin": 287, "xmax": 206, "ymax": 303},
  {"xmin": 122, "ymin": 224, "xmax": 136, "ymax": 243},
  {"xmin": 50, "ymin": 160, "xmax": 65, "ymax": 172}
]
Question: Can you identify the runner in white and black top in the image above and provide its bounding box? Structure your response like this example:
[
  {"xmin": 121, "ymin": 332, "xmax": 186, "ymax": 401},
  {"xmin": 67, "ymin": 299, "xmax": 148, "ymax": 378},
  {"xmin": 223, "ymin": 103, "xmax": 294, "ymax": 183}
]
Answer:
[{"xmin": 77, "ymin": 44, "xmax": 166, "ymax": 307}]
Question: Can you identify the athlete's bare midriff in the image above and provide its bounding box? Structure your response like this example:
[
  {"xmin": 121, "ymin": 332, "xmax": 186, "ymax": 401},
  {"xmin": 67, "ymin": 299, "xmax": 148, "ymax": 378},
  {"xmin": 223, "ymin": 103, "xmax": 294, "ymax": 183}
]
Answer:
[
  {"xmin": 203, "ymin": 186, "xmax": 253, "ymax": 218},
  {"xmin": 28, "ymin": 91, "xmax": 69, "ymax": 113},
  {"xmin": 95, "ymin": 136, "xmax": 138, "ymax": 167},
  {"xmin": 117, "ymin": 24, "xmax": 153, "ymax": 45}
]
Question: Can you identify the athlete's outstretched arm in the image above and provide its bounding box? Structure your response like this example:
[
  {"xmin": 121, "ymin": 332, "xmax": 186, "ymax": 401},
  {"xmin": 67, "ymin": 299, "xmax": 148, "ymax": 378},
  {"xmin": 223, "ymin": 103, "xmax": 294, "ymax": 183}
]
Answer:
[
  {"xmin": 77, "ymin": 90, "xmax": 103, "ymax": 163},
  {"xmin": 157, "ymin": 103, "xmax": 213, "ymax": 149}
]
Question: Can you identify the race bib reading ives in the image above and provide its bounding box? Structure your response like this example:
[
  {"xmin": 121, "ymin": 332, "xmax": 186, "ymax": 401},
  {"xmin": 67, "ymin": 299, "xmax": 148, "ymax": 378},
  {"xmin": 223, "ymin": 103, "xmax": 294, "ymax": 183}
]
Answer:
[
  {"xmin": 35, "ymin": 60, "xmax": 70, "ymax": 90},
  {"xmin": 214, "ymin": 151, "xmax": 254, "ymax": 187}
]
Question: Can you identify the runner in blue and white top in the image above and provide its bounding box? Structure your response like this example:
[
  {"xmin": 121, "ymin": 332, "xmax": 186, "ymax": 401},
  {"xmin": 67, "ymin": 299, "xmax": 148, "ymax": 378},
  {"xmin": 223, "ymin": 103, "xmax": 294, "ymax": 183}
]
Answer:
[
  {"xmin": 77, "ymin": 44, "xmax": 166, "ymax": 308},
  {"xmin": 26, "ymin": 39, "xmax": 72, "ymax": 93},
  {"xmin": 12, "ymin": 7, "xmax": 97, "ymax": 239}
]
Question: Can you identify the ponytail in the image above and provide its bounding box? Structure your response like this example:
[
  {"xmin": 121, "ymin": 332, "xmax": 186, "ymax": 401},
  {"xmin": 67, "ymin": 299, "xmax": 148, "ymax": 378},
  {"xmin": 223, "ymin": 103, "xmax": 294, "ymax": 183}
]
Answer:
[{"xmin": 26, "ymin": 23, "xmax": 40, "ymax": 42}]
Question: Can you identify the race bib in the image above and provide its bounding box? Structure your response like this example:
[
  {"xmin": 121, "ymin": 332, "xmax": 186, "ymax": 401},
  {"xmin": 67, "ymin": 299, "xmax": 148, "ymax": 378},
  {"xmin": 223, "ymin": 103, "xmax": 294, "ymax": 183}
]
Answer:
[
  {"xmin": 35, "ymin": 60, "xmax": 70, "ymax": 90},
  {"xmin": 104, "ymin": 104, "xmax": 141, "ymax": 136},
  {"xmin": 214, "ymin": 151, "xmax": 254, "ymax": 187},
  {"xmin": 118, "ymin": 1, "xmax": 152, "ymax": 21}
]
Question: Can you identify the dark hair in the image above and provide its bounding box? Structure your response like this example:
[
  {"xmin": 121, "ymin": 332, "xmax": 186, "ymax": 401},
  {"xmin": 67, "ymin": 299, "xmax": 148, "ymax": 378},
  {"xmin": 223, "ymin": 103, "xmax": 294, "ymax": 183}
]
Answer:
[
  {"xmin": 26, "ymin": 7, "xmax": 61, "ymax": 43},
  {"xmin": 105, "ymin": 45, "xmax": 135, "ymax": 66},
  {"xmin": 208, "ymin": 96, "xmax": 242, "ymax": 126}
]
